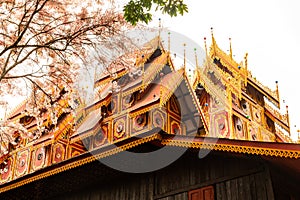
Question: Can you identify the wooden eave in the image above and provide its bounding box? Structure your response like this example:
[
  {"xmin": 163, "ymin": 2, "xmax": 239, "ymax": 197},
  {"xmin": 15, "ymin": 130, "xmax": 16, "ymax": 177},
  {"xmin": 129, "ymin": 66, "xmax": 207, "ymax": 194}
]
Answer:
[
  {"xmin": 264, "ymin": 109, "xmax": 289, "ymax": 131},
  {"xmin": 247, "ymin": 78, "xmax": 279, "ymax": 107},
  {"xmin": 161, "ymin": 134, "xmax": 300, "ymax": 158}
]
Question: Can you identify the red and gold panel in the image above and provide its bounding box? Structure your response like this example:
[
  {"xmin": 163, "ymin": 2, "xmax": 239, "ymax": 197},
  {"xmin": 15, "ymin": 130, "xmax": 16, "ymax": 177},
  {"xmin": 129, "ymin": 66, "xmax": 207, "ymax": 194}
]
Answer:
[
  {"xmin": 210, "ymin": 96, "xmax": 222, "ymax": 112},
  {"xmin": 168, "ymin": 95, "xmax": 181, "ymax": 115},
  {"xmin": 233, "ymin": 116, "xmax": 246, "ymax": 140},
  {"xmin": 67, "ymin": 141, "xmax": 87, "ymax": 159},
  {"xmin": 152, "ymin": 110, "xmax": 166, "ymax": 131},
  {"xmin": 52, "ymin": 143, "xmax": 65, "ymax": 164},
  {"xmin": 122, "ymin": 94, "xmax": 135, "ymax": 110},
  {"xmin": 240, "ymin": 99, "xmax": 251, "ymax": 119},
  {"xmin": 131, "ymin": 113, "xmax": 148, "ymax": 134},
  {"xmin": 32, "ymin": 146, "xmax": 47, "ymax": 171},
  {"xmin": 210, "ymin": 111, "xmax": 230, "ymax": 138},
  {"xmin": 261, "ymin": 129, "xmax": 275, "ymax": 142},
  {"xmin": 113, "ymin": 116, "xmax": 127, "ymax": 141},
  {"xmin": 170, "ymin": 121, "xmax": 181, "ymax": 135},
  {"xmin": 0, "ymin": 156, "xmax": 14, "ymax": 183},
  {"xmin": 248, "ymin": 123, "xmax": 260, "ymax": 141},
  {"xmin": 108, "ymin": 95, "xmax": 118, "ymax": 115},
  {"xmin": 69, "ymin": 148, "xmax": 81, "ymax": 158},
  {"xmin": 15, "ymin": 149, "xmax": 29, "ymax": 178},
  {"xmin": 251, "ymin": 106, "xmax": 262, "ymax": 124},
  {"xmin": 93, "ymin": 127, "xmax": 108, "ymax": 148}
]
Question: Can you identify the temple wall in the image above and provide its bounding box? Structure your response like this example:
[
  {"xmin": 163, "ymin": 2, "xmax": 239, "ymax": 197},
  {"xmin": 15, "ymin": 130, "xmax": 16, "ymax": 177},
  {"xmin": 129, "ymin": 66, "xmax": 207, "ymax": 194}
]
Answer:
[{"xmin": 52, "ymin": 152, "xmax": 274, "ymax": 200}]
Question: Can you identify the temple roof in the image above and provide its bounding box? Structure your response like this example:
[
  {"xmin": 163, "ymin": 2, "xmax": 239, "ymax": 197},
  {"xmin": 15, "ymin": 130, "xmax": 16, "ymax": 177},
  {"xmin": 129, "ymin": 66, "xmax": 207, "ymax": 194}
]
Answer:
[{"xmin": 0, "ymin": 33, "xmax": 298, "ymax": 192}]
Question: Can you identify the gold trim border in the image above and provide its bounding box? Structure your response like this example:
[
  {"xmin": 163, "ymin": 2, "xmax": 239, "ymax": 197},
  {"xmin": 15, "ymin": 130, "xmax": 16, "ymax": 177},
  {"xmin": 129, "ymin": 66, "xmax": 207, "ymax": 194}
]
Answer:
[
  {"xmin": 0, "ymin": 134, "xmax": 161, "ymax": 193},
  {"xmin": 162, "ymin": 139, "xmax": 300, "ymax": 159}
]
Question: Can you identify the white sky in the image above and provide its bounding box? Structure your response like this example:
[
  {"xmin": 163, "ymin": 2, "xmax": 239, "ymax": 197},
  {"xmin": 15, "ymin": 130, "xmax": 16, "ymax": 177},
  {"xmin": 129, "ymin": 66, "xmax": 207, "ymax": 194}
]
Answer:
[{"xmin": 147, "ymin": 0, "xmax": 300, "ymax": 138}]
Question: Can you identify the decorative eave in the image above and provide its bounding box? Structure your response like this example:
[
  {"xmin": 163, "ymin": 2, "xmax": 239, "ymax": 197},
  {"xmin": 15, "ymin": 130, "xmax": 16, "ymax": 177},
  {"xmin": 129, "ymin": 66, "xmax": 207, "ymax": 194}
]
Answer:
[
  {"xmin": 159, "ymin": 68, "xmax": 184, "ymax": 107},
  {"xmin": 275, "ymin": 126, "xmax": 293, "ymax": 143},
  {"xmin": 142, "ymin": 52, "xmax": 169, "ymax": 88},
  {"xmin": 209, "ymin": 42, "xmax": 248, "ymax": 81},
  {"xmin": 0, "ymin": 132, "xmax": 162, "ymax": 193},
  {"xmin": 264, "ymin": 103, "xmax": 289, "ymax": 131},
  {"xmin": 161, "ymin": 134, "xmax": 300, "ymax": 158},
  {"xmin": 70, "ymin": 109, "xmax": 102, "ymax": 144},
  {"xmin": 209, "ymin": 35, "xmax": 279, "ymax": 107},
  {"xmin": 94, "ymin": 67, "xmax": 127, "ymax": 88},
  {"xmin": 247, "ymin": 76, "xmax": 280, "ymax": 108},
  {"xmin": 197, "ymin": 59, "xmax": 229, "ymax": 108}
]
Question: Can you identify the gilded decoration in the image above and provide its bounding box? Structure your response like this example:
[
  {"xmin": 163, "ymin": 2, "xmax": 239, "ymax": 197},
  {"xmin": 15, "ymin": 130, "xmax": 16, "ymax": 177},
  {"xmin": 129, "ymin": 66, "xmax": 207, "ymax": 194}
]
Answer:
[
  {"xmin": 162, "ymin": 138, "xmax": 300, "ymax": 159},
  {"xmin": 0, "ymin": 156, "xmax": 13, "ymax": 183},
  {"xmin": 0, "ymin": 134, "xmax": 161, "ymax": 193},
  {"xmin": 32, "ymin": 147, "xmax": 47, "ymax": 171},
  {"xmin": 132, "ymin": 113, "xmax": 148, "ymax": 133},
  {"xmin": 210, "ymin": 111, "xmax": 230, "ymax": 138},
  {"xmin": 0, "ymin": 34, "xmax": 297, "ymax": 192},
  {"xmin": 152, "ymin": 110, "xmax": 166, "ymax": 130},
  {"xmin": 113, "ymin": 117, "xmax": 127, "ymax": 141},
  {"xmin": 15, "ymin": 149, "xmax": 29, "ymax": 178},
  {"xmin": 52, "ymin": 143, "xmax": 65, "ymax": 164},
  {"xmin": 93, "ymin": 127, "xmax": 108, "ymax": 148}
]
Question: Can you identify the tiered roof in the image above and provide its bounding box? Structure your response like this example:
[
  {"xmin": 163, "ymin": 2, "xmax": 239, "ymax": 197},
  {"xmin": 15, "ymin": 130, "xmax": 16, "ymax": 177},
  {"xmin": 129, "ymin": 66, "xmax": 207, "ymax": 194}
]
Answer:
[{"xmin": 0, "ymin": 32, "xmax": 299, "ymax": 193}]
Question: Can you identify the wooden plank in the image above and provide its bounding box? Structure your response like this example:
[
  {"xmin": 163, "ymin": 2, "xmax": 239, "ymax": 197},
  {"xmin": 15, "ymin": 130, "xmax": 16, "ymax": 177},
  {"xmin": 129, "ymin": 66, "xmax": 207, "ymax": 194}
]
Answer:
[
  {"xmin": 242, "ymin": 175, "xmax": 251, "ymax": 200},
  {"xmin": 154, "ymin": 167, "xmax": 263, "ymax": 200},
  {"xmin": 225, "ymin": 181, "xmax": 232, "ymax": 200},
  {"xmin": 231, "ymin": 178, "xmax": 238, "ymax": 200},
  {"xmin": 249, "ymin": 173, "xmax": 257, "ymax": 199},
  {"xmin": 237, "ymin": 177, "xmax": 245, "ymax": 199},
  {"xmin": 264, "ymin": 167, "xmax": 275, "ymax": 200},
  {"xmin": 216, "ymin": 182, "xmax": 227, "ymax": 200},
  {"xmin": 254, "ymin": 172, "xmax": 267, "ymax": 200},
  {"xmin": 174, "ymin": 192, "xmax": 188, "ymax": 200}
]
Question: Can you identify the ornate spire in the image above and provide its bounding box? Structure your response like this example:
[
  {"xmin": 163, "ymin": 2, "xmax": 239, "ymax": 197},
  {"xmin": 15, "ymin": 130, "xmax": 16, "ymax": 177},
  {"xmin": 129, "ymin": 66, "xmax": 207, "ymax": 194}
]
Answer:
[
  {"xmin": 286, "ymin": 105, "xmax": 290, "ymax": 132},
  {"xmin": 229, "ymin": 38, "xmax": 233, "ymax": 59},
  {"xmin": 211, "ymin": 27, "xmax": 216, "ymax": 55},
  {"xmin": 158, "ymin": 18, "xmax": 161, "ymax": 42},
  {"xmin": 275, "ymin": 81, "xmax": 280, "ymax": 108},
  {"xmin": 194, "ymin": 48, "xmax": 199, "ymax": 68},
  {"xmin": 244, "ymin": 52, "xmax": 248, "ymax": 71},
  {"xmin": 204, "ymin": 37, "xmax": 208, "ymax": 57}
]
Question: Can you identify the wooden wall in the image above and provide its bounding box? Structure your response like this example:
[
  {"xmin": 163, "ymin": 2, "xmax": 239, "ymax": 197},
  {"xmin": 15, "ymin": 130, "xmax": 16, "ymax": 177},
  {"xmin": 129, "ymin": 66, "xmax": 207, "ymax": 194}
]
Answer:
[{"xmin": 51, "ymin": 151, "xmax": 274, "ymax": 200}]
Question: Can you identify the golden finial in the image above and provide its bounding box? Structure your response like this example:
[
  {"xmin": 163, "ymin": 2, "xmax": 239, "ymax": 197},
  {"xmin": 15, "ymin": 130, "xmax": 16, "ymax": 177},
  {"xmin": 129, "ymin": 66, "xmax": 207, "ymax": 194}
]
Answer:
[
  {"xmin": 183, "ymin": 43, "xmax": 186, "ymax": 69},
  {"xmin": 286, "ymin": 105, "xmax": 290, "ymax": 128},
  {"xmin": 158, "ymin": 18, "xmax": 161, "ymax": 41},
  {"xmin": 194, "ymin": 48, "xmax": 199, "ymax": 68},
  {"xmin": 168, "ymin": 32, "xmax": 171, "ymax": 53},
  {"xmin": 204, "ymin": 37, "xmax": 208, "ymax": 57},
  {"xmin": 244, "ymin": 52, "xmax": 248, "ymax": 70},
  {"xmin": 275, "ymin": 81, "xmax": 281, "ymax": 109},
  {"xmin": 229, "ymin": 38, "xmax": 233, "ymax": 59},
  {"xmin": 211, "ymin": 27, "xmax": 216, "ymax": 55}
]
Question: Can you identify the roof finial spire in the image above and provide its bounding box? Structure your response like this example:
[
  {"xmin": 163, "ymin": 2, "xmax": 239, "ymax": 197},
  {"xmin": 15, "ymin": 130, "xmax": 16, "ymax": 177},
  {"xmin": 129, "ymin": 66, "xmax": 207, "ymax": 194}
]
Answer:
[
  {"xmin": 275, "ymin": 80, "xmax": 280, "ymax": 108},
  {"xmin": 194, "ymin": 48, "xmax": 199, "ymax": 68},
  {"xmin": 211, "ymin": 27, "xmax": 216, "ymax": 55},
  {"xmin": 286, "ymin": 105, "xmax": 290, "ymax": 133},
  {"xmin": 168, "ymin": 32, "xmax": 171, "ymax": 53},
  {"xmin": 204, "ymin": 37, "xmax": 208, "ymax": 57},
  {"xmin": 158, "ymin": 18, "xmax": 161, "ymax": 41},
  {"xmin": 229, "ymin": 38, "xmax": 233, "ymax": 59},
  {"xmin": 244, "ymin": 52, "xmax": 248, "ymax": 70}
]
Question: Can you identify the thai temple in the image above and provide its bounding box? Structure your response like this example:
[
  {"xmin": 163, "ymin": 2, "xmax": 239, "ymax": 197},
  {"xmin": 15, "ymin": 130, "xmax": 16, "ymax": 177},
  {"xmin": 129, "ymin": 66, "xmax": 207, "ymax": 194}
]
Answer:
[{"xmin": 0, "ymin": 29, "xmax": 300, "ymax": 200}]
